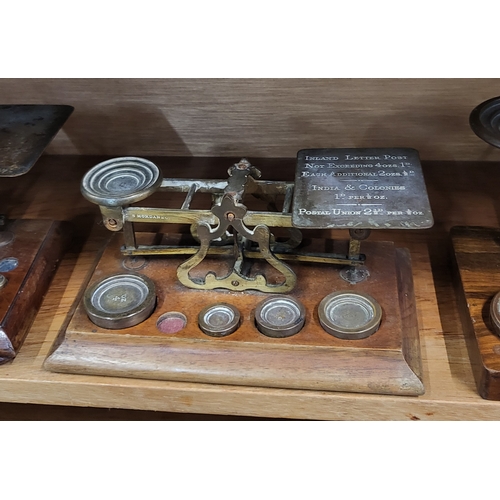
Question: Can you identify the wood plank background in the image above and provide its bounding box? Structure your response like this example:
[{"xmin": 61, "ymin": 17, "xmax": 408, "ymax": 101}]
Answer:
[{"xmin": 1, "ymin": 78, "xmax": 500, "ymax": 160}]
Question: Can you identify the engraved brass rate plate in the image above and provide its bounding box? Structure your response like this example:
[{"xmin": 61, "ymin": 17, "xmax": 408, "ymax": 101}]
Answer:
[{"xmin": 292, "ymin": 148, "xmax": 433, "ymax": 229}]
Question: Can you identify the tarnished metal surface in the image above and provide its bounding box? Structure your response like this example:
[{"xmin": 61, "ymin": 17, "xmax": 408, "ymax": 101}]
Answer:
[
  {"xmin": 470, "ymin": 96, "xmax": 500, "ymax": 149},
  {"xmin": 84, "ymin": 273, "xmax": 156, "ymax": 329},
  {"xmin": 81, "ymin": 155, "xmax": 436, "ymax": 294},
  {"xmin": 198, "ymin": 303, "xmax": 241, "ymax": 337},
  {"xmin": 97, "ymin": 156, "xmax": 367, "ymax": 292},
  {"xmin": 254, "ymin": 295, "xmax": 305, "ymax": 338},
  {"xmin": 171, "ymin": 158, "xmax": 298, "ymax": 293},
  {"xmin": 121, "ymin": 244, "xmax": 365, "ymax": 266},
  {"xmin": 318, "ymin": 291, "xmax": 382, "ymax": 340},
  {"xmin": 292, "ymin": 148, "xmax": 433, "ymax": 229},
  {"xmin": 81, "ymin": 157, "xmax": 162, "ymax": 206},
  {"xmin": 225, "ymin": 158, "xmax": 261, "ymax": 202},
  {"xmin": 177, "ymin": 194, "xmax": 297, "ymax": 293},
  {"xmin": 339, "ymin": 266, "xmax": 370, "ymax": 284},
  {"xmin": 0, "ymin": 104, "xmax": 73, "ymax": 177}
]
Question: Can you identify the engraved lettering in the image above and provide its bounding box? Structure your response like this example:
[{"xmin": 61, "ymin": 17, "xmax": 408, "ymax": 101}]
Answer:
[
  {"xmin": 359, "ymin": 185, "xmax": 406, "ymax": 191},
  {"xmin": 298, "ymin": 208, "xmax": 331, "ymax": 215},
  {"xmin": 306, "ymin": 162, "xmax": 374, "ymax": 169},
  {"xmin": 329, "ymin": 163, "xmax": 374, "ymax": 169},
  {"xmin": 311, "ymin": 185, "xmax": 340, "ymax": 190},
  {"xmin": 333, "ymin": 209, "xmax": 362, "ymax": 215},
  {"xmin": 378, "ymin": 170, "xmax": 403, "ymax": 176},
  {"xmin": 135, "ymin": 214, "xmax": 163, "ymax": 219},
  {"xmin": 331, "ymin": 171, "xmax": 377, "ymax": 177},
  {"xmin": 304, "ymin": 156, "xmax": 339, "ymax": 160},
  {"xmin": 301, "ymin": 171, "xmax": 328, "ymax": 177},
  {"xmin": 111, "ymin": 294, "xmax": 128, "ymax": 302},
  {"xmin": 383, "ymin": 154, "xmax": 407, "ymax": 160},
  {"xmin": 363, "ymin": 208, "xmax": 383, "ymax": 215},
  {"xmin": 345, "ymin": 154, "xmax": 380, "ymax": 160},
  {"xmin": 294, "ymin": 148, "xmax": 432, "ymax": 230}
]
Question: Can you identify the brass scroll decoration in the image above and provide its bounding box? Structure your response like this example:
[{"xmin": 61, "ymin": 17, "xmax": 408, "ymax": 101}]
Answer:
[{"xmin": 177, "ymin": 194, "xmax": 297, "ymax": 293}]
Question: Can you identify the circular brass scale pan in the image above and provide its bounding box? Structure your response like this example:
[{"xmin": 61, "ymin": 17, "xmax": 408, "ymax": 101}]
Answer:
[
  {"xmin": 255, "ymin": 296, "xmax": 305, "ymax": 338},
  {"xmin": 318, "ymin": 291, "xmax": 382, "ymax": 340},
  {"xmin": 198, "ymin": 303, "xmax": 241, "ymax": 337},
  {"xmin": 81, "ymin": 156, "xmax": 162, "ymax": 206},
  {"xmin": 84, "ymin": 273, "xmax": 156, "ymax": 330}
]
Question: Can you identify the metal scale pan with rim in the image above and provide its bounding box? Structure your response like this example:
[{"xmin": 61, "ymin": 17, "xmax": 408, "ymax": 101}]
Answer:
[
  {"xmin": 45, "ymin": 147, "xmax": 433, "ymax": 396},
  {"xmin": 0, "ymin": 105, "xmax": 73, "ymax": 364}
]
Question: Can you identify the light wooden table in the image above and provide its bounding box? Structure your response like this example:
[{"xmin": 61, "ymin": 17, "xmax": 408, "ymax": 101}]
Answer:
[{"xmin": 1, "ymin": 155, "xmax": 499, "ymax": 420}]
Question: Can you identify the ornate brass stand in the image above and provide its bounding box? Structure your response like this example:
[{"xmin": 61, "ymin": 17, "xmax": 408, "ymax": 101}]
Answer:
[{"xmin": 82, "ymin": 157, "xmax": 366, "ymax": 294}]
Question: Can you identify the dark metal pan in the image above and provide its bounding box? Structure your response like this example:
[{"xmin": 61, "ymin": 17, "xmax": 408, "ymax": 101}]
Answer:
[{"xmin": 0, "ymin": 104, "xmax": 73, "ymax": 177}]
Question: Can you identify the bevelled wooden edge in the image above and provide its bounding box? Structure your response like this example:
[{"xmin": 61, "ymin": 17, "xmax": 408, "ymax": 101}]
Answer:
[
  {"xmin": 396, "ymin": 248, "xmax": 424, "ymax": 386},
  {"xmin": 0, "ymin": 219, "xmax": 71, "ymax": 364},
  {"xmin": 450, "ymin": 225, "xmax": 500, "ymax": 400},
  {"xmin": 45, "ymin": 241, "xmax": 424, "ymax": 396},
  {"xmin": 44, "ymin": 332, "xmax": 425, "ymax": 396},
  {"xmin": 44, "ymin": 232, "xmax": 112, "ymax": 358}
]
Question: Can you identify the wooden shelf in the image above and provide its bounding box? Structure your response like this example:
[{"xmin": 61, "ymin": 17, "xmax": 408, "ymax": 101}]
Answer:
[{"xmin": 1, "ymin": 155, "xmax": 500, "ymax": 420}]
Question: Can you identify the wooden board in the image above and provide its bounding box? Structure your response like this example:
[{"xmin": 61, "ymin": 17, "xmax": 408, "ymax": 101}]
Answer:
[
  {"xmin": 0, "ymin": 219, "xmax": 68, "ymax": 363},
  {"xmin": 451, "ymin": 226, "xmax": 500, "ymax": 400},
  {"xmin": 45, "ymin": 232, "xmax": 424, "ymax": 396},
  {"xmin": 1, "ymin": 79, "xmax": 500, "ymax": 162}
]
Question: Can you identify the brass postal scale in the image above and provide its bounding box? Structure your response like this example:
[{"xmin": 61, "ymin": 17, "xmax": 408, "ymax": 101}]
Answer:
[{"xmin": 45, "ymin": 148, "xmax": 433, "ymax": 396}]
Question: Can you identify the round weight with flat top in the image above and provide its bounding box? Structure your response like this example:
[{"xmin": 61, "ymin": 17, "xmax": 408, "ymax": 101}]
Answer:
[
  {"xmin": 81, "ymin": 156, "xmax": 162, "ymax": 206},
  {"xmin": 198, "ymin": 303, "xmax": 241, "ymax": 337},
  {"xmin": 84, "ymin": 273, "xmax": 156, "ymax": 329},
  {"xmin": 318, "ymin": 291, "xmax": 382, "ymax": 340},
  {"xmin": 255, "ymin": 296, "xmax": 305, "ymax": 338}
]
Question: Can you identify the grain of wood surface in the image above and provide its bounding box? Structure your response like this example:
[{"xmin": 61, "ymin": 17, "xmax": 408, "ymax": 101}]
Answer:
[{"xmin": 1, "ymin": 78, "xmax": 500, "ymax": 161}]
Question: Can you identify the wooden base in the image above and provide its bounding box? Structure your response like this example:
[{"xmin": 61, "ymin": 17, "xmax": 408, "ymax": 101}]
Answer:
[
  {"xmin": 0, "ymin": 219, "xmax": 68, "ymax": 364},
  {"xmin": 44, "ymin": 233, "xmax": 424, "ymax": 396},
  {"xmin": 450, "ymin": 226, "xmax": 500, "ymax": 400}
]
